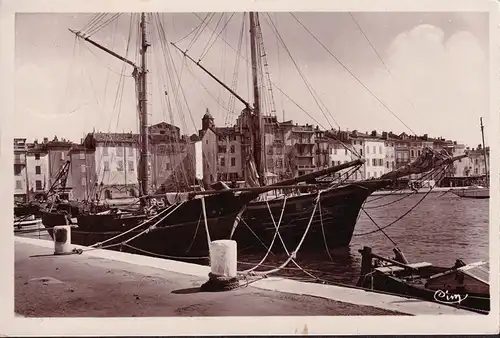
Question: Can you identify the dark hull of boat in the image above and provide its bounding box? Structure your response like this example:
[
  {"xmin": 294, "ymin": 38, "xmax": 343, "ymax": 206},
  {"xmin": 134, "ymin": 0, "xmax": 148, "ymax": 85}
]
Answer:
[
  {"xmin": 14, "ymin": 204, "xmax": 41, "ymax": 218},
  {"xmin": 366, "ymin": 269, "xmax": 490, "ymax": 314},
  {"xmin": 41, "ymin": 181, "xmax": 385, "ymax": 259}
]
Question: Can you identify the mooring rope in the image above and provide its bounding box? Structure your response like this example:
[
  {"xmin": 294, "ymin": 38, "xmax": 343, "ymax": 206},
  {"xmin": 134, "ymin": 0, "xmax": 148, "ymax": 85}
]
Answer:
[
  {"xmin": 240, "ymin": 196, "xmax": 287, "ymax": 274},
  {"xmin": 354, "ymin": 165, "xmax": 448, "ymax": 237},
  {"xmin": 120, "ymin": 201, "xmax": 186, "ymax": 245},
  {"xmin": 89, "ymin": 202, "xmax": 183, "ymax": 248},
  {"xmin": 242, "ymin": 191, "xmax": 321, "ymax": 276}
]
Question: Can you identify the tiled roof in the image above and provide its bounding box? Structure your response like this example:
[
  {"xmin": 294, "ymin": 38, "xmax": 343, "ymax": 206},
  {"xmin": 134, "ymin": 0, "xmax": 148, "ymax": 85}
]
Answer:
[{"xmin": 92, "ymin": 132, "xmax": 140, "ymax": 143}]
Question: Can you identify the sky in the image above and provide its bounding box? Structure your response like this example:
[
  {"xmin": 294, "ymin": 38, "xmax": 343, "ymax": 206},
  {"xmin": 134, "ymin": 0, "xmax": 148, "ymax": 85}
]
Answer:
[{"xmin": 14, "ymin": 11, "xmax": 490, "ymax": 148}]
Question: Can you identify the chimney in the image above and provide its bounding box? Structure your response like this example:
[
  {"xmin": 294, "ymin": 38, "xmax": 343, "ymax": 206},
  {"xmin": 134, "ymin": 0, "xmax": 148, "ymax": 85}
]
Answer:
[
  {"xmin": 382, "ymin": 131, "xmax": 388, "ymax": 139},
  {"xmin": 371, "ymin": 130, "xmax": 377, "ymax": 137}
]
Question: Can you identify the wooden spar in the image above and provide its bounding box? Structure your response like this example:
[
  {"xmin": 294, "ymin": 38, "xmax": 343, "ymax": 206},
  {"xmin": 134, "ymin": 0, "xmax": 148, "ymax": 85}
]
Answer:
[
  {"xmin": 139, "ymin": 13, "xmax": 150, "ymax": 200},
  {"xmin": 265, "ymin": 158, "xmax": 364, "ymax": 188},
  {"xmin": 358, "ymin": 247, "xmax": 417, "ymax": 271},
  {"xmin": 148, "ymin": 184, "xmax": 319, "ymax": 199},
  {"xmin": 170, "ymin": 43, "xmax": 251, "ymax": 109},
  {"xmin": 380, "ymin": 153, "xmax": 468, "ymax": 181},
  {"xmin": 480, "ymin": 117, "xmax": 488, "ymax": 181},
  {"xmin": 68, "ymin": 29, "xmax": 138, "ymax": 69},
  {"xmin": 249, "ymin": 12, "xmax": 265, "ymax": 186}
]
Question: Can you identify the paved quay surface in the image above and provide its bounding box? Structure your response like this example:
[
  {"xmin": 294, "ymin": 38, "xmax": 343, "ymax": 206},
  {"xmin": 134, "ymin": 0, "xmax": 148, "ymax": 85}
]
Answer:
[{"xmin": 15, "ymin": 241, "xmax": 404, "ymax": 317}]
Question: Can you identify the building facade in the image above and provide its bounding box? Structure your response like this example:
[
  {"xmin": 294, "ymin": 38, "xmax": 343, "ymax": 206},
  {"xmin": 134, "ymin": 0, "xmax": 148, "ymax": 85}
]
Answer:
[{"xmin": 13, "ymin": 138, "xmax": 29, "ymax": 202}]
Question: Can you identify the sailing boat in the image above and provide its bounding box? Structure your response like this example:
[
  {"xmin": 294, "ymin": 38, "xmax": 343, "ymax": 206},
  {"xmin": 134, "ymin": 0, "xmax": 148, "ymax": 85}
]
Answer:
[
  {"xmin": 453, "ymin": 117, "xmax": 489, "ymax": 199},
  {"xmin": 40, "ymin": 12, "xmax": 465, "ymax": 259}
]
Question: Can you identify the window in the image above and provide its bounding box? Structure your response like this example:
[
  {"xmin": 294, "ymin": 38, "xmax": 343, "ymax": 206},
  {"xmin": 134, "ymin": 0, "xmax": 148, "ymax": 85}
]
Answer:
[
  {"xmin": 117, "ymin": 161, "xmax": 123, "ymax": 171},
  {"xmin": 231, "ymin": 158, "xmax": 236, "ymax": 166},
  {"xmin": 379, "ymin": 159, "xmax": 384, "ymax": 166},
  {"xmin": 267, "ymin": 146, "xmax": 273, "ymax": 155},
  {"xmin": 366, "ymin": 146, "xmax": 369, "ymax": 154},
  {"xmin": 104, "ymin": 161, "xmax": 110, "ymax": 171},
  {"xmin": 104, "ymin": 189, "xmax": 112, "ymax": 199},
  {"xmin": 80, "ymin": 165, "xmax": 86, "ymax": 173},
  {"xmin": 129, "ymin": 188, "xmax": 136, "ymax": 197},
  {"xmin": 392, "ymin": 161, "xmax": 395, "ymax": 168},
  {"xmin": 116, "ymin": 147, "xmax": 124, "ymax": 157},
  {"xmin": 230, "ymin": 145, "xmax": 235, "ymax": 153},
  {"xmin": 218, "ymin": 146, "xmax": 227, "ymax": 153},
  {"xmin": 128, "ymin": 161, "xmax": 134, "ymax": 171},
  {"xmin": 15, "ymin": 180, "xmax": 22, "ymax": 189},
  {"xmin": 221, "ymin": 158, "xmax": 225, "ymax": 167},
  {"xmin": 14, "ymin": 164, "xmax": 22, "ymax": 176},
  {"xmin": 380, "ymin": 171, "xmax": 383, "ymax": 177},
  {"xmin": 372, "ymin": 159, "xmax": 376, "ymax": 166},
  {"xmin": 276, "ymin": 147, "xmax": 283, "ymax": 155},
  {"xmin": 345, "ymin": 148, "xmax": 348, "ymax": 155},
  {"xmin": 35, "ymin": 166, "xmax": 41, "ymax": 175},
  {"xmin": 79, "ymin": 152, "xmax": 86, "ymax": 160},
  {"xmin": 277, "ymin": 159, "xmax": 283, "ymax": 168},
  {"xmin": 367, "ymin": 172, "xmax": 371, "ymax": 178},
  {"xmin": 366, "ymin": 161, "xmax": 370, "ymax": 167},
  {"xmin": 35, "ymin": 180, "xmax": 42, "ymax": 191},
  {"xmin": 334, "ymin": 148, "xmax": 337, "ymax": 155},
  {"xmin": 81, "ymin": 178, "xmax": 86, "ymax": 186},
  {"xmin": 103, "ymin": 147, "xmax": 109, "ymax": 156},
  {"xmin": 128, "ymin": 148, "xmax": 134, "ymax": 157},
  {"xmin": 35, "ymin": 154, "xmax": 40, "ymax": 160},
  {"xmin": 373, "ymin": 146, "xmax": 376, "ymax": 154},
  {"xmin": 267, "ymin": 158, "xmax": 273, "ymax": 168},
  {"xmin": 360, "ymin": 148, "xmax": 363, "ymax": 156},
  {"xmin": 166, "ymin": 162, "xmax": 172, "ymax": 170},
  {"xmin": 157, "ymin": 146, "xmax": 166, "ymax": 155},
  {"xmin": 411, "ymin": 150, "xmax": 415, "ymax": 157},
  {"xmin": 379, "ymin": 146, "xmax": 382, "ymax": 154},
  {"xmin": 386, "ymin": 161, "xmax": 389, "ymax": 168}
]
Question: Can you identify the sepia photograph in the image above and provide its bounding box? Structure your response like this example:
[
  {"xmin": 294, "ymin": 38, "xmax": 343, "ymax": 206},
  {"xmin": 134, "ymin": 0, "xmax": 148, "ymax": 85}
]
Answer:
[{"xmin": 3, "ymin": 0, "xmax": 499, "ymax": 336}]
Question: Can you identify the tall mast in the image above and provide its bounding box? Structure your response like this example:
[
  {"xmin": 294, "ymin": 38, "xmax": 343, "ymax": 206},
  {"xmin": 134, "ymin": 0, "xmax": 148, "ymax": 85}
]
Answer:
[
  {"xmin": 139, "ymin": 13, "xmax": 150, "ymax": 198},
  {"xmin": 480, "ymin": 117, "xmax": 488, "ymax": 182},
  {"xmin": 249, "ymin": 12, "xmax": 265, "ymax": 186}
]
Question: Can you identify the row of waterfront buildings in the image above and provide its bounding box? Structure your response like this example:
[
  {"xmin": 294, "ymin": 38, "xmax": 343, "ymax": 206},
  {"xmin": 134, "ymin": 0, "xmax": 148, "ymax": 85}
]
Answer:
[{"xmin": 13, "ymin": 109, "xmax": 489, "ymax": 203}]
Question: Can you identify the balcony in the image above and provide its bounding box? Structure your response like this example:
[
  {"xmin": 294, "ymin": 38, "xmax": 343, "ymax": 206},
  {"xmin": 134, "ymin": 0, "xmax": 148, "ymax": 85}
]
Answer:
[
  {"xmin": 295, "ymin": 139, "xmax": 315, "ymax": 145},
  {"xmin": 297, "ymin": 164, "xmax": 316, "ymax": 170},
  {"xmin": 14, "ymin": 157, "xmax": 26, "ymax": 165},
  {"xmin": 296, "ymin": 153, "xmax": 314, "ymax": 157},
  {"xmin": 292, "ymin": 127, "xmax": 315, "ymax": 134}
]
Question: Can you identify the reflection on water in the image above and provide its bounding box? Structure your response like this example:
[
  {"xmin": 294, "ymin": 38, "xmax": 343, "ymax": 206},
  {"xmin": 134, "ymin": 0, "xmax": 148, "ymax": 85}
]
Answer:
[{"xmin": 17, "ymin": 192, "xmax": 489, "ymax": 286}]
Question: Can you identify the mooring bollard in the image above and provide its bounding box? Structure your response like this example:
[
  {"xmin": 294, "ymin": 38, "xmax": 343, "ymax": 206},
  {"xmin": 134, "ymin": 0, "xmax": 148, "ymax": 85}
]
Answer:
[
  {"xmin": 53, "ymin": 225, "xmax": 72, "ymax": 255},
  {"xmin": 200, "ymin": 239, "xmax": 239, "ymax": 291},
  {"xmin": 210, "ymin": 239, "xmax": 237, "ymax": 277}
]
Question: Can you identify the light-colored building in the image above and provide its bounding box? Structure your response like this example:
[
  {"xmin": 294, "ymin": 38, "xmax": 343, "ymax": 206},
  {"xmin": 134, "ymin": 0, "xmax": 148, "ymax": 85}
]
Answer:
[
  {"xmin": 14, "ymin": 138, "xmax": 29, "ymax": 202},
  {"xmin": 26, "ymin": 141, "xmax": 50, "ymax": 199},
  {"xmin": 363, "ymin": 134, "xmax": 386, "ymax": 179}
]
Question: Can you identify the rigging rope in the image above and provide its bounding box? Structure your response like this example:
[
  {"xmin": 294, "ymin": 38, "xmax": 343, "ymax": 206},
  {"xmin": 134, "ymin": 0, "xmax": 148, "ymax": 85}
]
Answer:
[
  {"xmin": 354, "ymin": 165, "xmax": 449, "ymax": 237},
  {"xmin": 289, "ymin": 13, "xmax": 417, "ymax": 136}
]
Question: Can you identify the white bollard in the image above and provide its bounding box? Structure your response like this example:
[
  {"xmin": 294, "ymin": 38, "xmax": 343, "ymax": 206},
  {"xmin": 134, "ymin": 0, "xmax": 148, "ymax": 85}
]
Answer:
[
  {"xmin": 209, "ymin": 240, "xmax": 237, "ymax": 278},
  {"xmin": 53, "ymin": 225, "xmax": 72, "ymax": 255}
]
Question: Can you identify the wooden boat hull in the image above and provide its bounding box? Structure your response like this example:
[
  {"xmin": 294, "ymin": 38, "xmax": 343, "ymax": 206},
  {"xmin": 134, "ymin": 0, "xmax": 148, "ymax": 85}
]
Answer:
[
  {"xmin": 14, "ymin": 203, "xmax": 41, "ymax": 218},
  {"xmin": 40, "ymin": 181, "xmax": 385, "ymax": 259},
  {"xmin": 368, "ymin": 271, "xmax": 490, "ymax": 313},
  {"xmin": 452, "ymin": 187, "xmax": 489, "ymax": 199}
]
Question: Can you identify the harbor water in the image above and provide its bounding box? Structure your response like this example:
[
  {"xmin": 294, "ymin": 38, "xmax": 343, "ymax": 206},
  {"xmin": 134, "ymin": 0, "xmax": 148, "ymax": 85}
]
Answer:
[{"xmin": 16, "ymin": 192, "xmax": 489, "ymax": 287}]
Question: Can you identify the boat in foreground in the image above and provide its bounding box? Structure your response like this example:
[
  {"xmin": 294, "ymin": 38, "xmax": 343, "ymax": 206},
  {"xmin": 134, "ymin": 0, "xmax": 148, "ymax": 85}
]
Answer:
[{"xmin": 357, "ymin": 246, "xmax": 490, "ymax": 314}]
